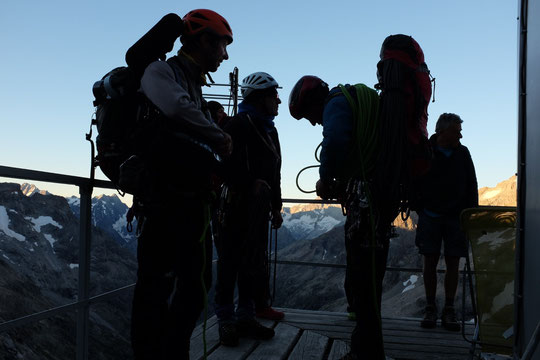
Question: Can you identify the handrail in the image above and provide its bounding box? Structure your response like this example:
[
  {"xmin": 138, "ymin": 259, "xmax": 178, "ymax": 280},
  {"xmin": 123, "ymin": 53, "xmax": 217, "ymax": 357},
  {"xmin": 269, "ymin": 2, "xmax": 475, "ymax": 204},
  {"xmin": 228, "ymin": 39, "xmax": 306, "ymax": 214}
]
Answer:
[
  {"xmin": 0, "ymin": 164, "xmax": 510, "ymax": 358},
  {"xmin": 0, "ymin": 284, "xmax": 134, "ymax": 333},
  {"xmin": 0, "ymin": 165, "xmax": 114, "ymax": 189}
]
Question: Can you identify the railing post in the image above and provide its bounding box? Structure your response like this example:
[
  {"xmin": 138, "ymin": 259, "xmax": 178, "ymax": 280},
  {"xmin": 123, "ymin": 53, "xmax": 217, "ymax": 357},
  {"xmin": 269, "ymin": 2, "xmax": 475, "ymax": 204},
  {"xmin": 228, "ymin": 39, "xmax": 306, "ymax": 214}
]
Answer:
[{"xmin": 77, "ymin": 183, "xmax": 92, "ymax": 360}]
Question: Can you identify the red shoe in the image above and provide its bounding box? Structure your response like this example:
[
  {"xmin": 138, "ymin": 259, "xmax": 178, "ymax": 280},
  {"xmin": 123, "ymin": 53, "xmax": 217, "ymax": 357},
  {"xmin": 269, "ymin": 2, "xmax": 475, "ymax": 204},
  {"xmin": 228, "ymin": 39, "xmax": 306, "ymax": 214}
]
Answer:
[{"xmin": 256, "ymin": 307, "xmax": 285, "ymax": 320}]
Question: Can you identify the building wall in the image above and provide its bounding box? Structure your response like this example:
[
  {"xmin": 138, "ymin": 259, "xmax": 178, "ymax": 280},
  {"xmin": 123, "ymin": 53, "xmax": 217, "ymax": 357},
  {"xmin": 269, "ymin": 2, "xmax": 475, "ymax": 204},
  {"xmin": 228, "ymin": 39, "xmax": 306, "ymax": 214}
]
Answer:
[{"xmin": 518, "ymin": 0, "xmax": 540, "ymax": 358}]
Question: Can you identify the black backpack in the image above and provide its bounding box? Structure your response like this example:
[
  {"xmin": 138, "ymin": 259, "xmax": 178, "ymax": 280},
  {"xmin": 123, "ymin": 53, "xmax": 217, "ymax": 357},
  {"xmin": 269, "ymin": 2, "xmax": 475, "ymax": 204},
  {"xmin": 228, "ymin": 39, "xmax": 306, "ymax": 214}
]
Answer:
[{"xmin": 88, "ymin": 13, "xmax": 183, "ymax": 194}]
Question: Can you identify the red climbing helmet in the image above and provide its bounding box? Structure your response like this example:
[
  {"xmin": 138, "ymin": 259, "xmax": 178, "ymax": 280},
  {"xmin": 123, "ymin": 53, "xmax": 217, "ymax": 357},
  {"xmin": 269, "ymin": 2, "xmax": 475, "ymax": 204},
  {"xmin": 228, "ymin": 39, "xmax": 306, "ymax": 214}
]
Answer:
[
  {"xmin": 183, "ymin": 9, "xmax": 233, "ymax": 44},
  {"xmin": 289, "ymin": 76, "xmax": 329, "ymax": 123}
]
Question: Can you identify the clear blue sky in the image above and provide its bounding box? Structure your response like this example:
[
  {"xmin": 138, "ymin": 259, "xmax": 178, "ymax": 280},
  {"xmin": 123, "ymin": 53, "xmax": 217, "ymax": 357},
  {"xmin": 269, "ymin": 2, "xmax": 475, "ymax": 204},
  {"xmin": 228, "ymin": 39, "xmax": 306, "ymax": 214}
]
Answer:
[{"xmin": 0, "ymin": 0, "xmax": 518, "ymax": 202}]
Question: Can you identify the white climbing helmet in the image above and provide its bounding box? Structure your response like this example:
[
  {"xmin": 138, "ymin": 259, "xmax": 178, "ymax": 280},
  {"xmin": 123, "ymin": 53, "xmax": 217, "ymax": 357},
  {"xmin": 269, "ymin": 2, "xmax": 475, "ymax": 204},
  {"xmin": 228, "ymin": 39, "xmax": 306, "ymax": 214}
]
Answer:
[{"xmin": 241, "ymin": 72, "xmax": 279, "ymax": 99}]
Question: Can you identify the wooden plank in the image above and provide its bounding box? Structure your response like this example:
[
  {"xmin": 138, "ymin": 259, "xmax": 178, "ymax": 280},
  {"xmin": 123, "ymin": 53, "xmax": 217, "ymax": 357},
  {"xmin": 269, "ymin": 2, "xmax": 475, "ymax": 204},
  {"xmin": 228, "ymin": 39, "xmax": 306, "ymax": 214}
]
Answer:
[
  {"xmin": 207, "ymin": 338, "xmax": 258, "ymax": 360},
  {"xmin": 282, "ymin": 316, "xmax": 473, "ymax": 339},
  {"xmin": 327, "ymin": 340, "xmax": 350, "ymax": 360},
  {"xmin": 384, "ymin": 341, "xmax": 470, "ymax": 355},
  {"xmin": 282, "ymin": 312, "xmax": 473, "ymax": 333},
  {"xmin": 192, "ymin": 315, "xmax": 219, "ymax": 338},
  {"xmin": 282, "ymin": 313, "xmax": 354, "ymax": 327},
  {"xmin": 278, "ymin": 307, "xmax": 348, "ymax": 318},
  {"xmin": 189, "ymin": 310, "xmax": 478, "ymax": 360},
  {"xmin": 248, "ymin": 322, "xmax": 301, "ymax": 359},
  {"xmin": 385, "ymin": 348, "xmax": 469, "ymax": 360},
  {"xmin": 288, "ymin": 330, "xmax": 329, "ymax": 360},
  {"xmin": 190, "ymin": 321, "xmax": 221, "ymax": 360},
  {"xmin": 383, "ymin": 328, "xmax": 473, "ymax": 343}
]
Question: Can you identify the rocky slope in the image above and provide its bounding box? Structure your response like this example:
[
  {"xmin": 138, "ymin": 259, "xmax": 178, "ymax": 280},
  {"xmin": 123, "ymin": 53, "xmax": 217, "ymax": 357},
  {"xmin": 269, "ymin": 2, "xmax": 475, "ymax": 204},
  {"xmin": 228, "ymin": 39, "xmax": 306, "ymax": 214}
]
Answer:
[
  {"xmin": 478, "ymin": 175, "xmax": 517, "ymax": 206},
  {"xmin": 272, "ymin": 175, "xmax": 517, "ymax": 318},
  {"xmin": 0, "ymin": 183, "xmax": 136, "ymax": 360}
]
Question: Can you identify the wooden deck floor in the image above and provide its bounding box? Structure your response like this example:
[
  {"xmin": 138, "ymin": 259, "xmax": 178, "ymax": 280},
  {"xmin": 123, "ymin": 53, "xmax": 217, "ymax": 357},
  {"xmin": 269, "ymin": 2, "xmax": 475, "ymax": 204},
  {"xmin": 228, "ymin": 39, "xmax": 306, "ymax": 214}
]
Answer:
[{"xmin": 189, "ymin": 308, "xmax": 476, "ymax": 360}]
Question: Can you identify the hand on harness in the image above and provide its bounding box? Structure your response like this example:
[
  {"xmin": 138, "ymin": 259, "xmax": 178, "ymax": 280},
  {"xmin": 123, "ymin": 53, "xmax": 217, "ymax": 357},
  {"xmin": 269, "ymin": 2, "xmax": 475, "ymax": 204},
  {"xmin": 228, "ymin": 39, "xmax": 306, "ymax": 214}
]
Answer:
[
  {"xmin": 252, "ymin": 179, "xmax": 271, "ymax": 197},
  {"xmin": 316, "ymin": 179, "xmax": 340, "ymax": 200}
]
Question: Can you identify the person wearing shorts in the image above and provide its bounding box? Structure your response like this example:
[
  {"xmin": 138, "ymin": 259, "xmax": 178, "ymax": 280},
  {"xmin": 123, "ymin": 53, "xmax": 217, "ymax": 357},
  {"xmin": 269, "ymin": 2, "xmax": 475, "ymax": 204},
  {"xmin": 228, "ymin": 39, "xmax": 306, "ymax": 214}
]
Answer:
[{"xmin": 415, "ymin": 113, "xmax": 478, "ymax": 331}]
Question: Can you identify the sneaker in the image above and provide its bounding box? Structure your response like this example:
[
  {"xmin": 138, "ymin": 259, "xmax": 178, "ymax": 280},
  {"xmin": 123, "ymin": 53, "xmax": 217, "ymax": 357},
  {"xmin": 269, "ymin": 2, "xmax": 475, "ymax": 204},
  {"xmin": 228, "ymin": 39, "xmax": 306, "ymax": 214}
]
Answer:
[
  {"xmin": 218, "ymin": 322, "xmax": 239, "ymax": 347},
  {"xmin": 347, "ymin": 312, "xmax": 356, "ymax": 321},
  {"xmin": 256, "ymin": 307, "xmax": 285, "ymax": 321},
  {"xmin": 420, "ymin": 304, "xmax": 438, "ymax": 328},
  {"xmin": 236, "ymin": 318, "xmax": 275, "ymax": 340},
  {"xmin": 441, "ymin": 306, "xmax": 461, "ymax": 331}
]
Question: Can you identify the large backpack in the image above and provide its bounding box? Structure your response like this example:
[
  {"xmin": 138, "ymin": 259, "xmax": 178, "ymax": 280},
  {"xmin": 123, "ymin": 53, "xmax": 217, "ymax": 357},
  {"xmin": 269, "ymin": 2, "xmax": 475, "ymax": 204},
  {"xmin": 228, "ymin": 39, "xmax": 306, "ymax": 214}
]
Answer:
[
  {"xmin": 89, "ymin": 13, "xmax": 183, "ymax": 195},
  {"xmin": 373, "ymin": 34, "xmax": 433, "ymax": 216}
]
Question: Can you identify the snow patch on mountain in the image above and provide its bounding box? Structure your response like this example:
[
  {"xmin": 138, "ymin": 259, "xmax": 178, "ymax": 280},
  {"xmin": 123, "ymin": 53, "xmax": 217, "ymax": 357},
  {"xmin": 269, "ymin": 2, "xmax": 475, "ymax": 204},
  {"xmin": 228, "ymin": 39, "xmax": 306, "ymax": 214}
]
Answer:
[
  {"xmin": 25, "ymin": 216, "xmax": 63, "ymax": 233},
  {"xmin": 402, "ymin": 275, "xmax": 418, "ymax": 293},
  {"xmin": 482, "ymin": 189, "xmax": 501, "ymax": 199},
  {"xmin": 281, "ymin": 207, "xmax": 344, "ymax": 240},
  {"xmin": 112, "ymin": 215, "xmax": 131, "ymax": 243},
  {"xmin": 43, "ymin": 234, "xmax": 57, "ymax": 248},
  {"xmin": 0, "ymin": 206, "xmax": 26, "ymax": 241},
  {"xmin": 318, "ymin": 216, "xmax": 341, "ymax": 231},
  {"xmin": 67, "ymin": 196, "xmax": 80, "ymax": 207}
]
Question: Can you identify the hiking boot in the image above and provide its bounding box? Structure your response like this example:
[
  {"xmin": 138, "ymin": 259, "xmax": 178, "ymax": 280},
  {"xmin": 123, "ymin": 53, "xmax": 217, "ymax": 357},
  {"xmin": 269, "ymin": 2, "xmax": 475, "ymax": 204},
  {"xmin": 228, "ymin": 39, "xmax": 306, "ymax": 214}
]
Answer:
[
  {"xmin": 236, "ymin": 318, "xmax": 275, "ymax": 340},
  {"xmin": 256, "ymin": 306, "xmax": 285, "ymax": 321},
  {"xmin": 420, "ymin": 304, "xmax": 438, "ymax": 328},
  {"xmin": 218, "ymin": 322, "xmax": 239, "ymax": 347},
  {"xmin": 441, "ymin": 306, "xmax": 461, "ymax": 331}
]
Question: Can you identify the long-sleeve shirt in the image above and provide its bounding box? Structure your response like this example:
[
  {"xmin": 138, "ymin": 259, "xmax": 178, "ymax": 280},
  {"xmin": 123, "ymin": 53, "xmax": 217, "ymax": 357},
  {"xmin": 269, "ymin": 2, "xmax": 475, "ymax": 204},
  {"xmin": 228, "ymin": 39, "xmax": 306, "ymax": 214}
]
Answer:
[
  {"xmin": 139, "ymin": 53, "xmax": 228, "ymax": 150},
  {"xmin": 319, "ymin": 88, "xmax": 353, "ymax": 182},
  {"xmin": 418, "ymin": 134, "xmax": 479, "ymax": 216},
  {"xmin": 223, "ymin": 112, "xmax": 282, "ymax": 212}
]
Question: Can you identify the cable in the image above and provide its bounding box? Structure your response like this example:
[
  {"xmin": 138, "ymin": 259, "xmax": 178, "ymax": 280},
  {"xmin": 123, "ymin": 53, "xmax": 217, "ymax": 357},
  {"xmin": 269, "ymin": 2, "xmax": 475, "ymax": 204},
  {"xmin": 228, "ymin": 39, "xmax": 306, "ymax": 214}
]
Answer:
[
  {"xmin": 295, "ymin": 142, "xmax": 323, "ymax": 193},
  {"xmin": 199, "ymin": 200, "xmax": 211, "ymax": 360}
]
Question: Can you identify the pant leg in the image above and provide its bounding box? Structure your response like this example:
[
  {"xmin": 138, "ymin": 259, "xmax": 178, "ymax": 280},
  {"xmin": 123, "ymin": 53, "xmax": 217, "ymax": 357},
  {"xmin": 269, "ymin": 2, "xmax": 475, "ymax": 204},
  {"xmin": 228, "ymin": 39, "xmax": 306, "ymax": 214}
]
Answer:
[
  {"xmin": 348, "ymin": 211, "xmax": 390, "ymax": 360},
  {"xmin": 131, "ymin": 215, "xmax": 175, "ymax": 360},
  {"xmin": 131, "ymin": 198, "xmax": 211, "ymax": 360},
  {"xmin": 214, "ymin": 209, "xmax": 243, "ymax": 322},
  {"xmin": 237, "ymin": 191, "xmax": 271, "ymax": 315}
]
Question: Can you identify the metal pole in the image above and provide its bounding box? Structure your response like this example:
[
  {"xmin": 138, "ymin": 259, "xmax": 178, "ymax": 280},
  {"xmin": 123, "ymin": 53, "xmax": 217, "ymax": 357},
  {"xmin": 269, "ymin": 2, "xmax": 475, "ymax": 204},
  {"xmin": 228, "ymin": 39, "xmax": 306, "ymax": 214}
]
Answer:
[
  {"xmin": 516, "ymin": 0, "xmax": 529, "ymax": 356},
  {"xmin": 233, "ymin": 67, "xmax": 239, "ymax": 116},
  {"xmin": 76, "ymin": 183, "xmax": 92, "ymax": 360}
]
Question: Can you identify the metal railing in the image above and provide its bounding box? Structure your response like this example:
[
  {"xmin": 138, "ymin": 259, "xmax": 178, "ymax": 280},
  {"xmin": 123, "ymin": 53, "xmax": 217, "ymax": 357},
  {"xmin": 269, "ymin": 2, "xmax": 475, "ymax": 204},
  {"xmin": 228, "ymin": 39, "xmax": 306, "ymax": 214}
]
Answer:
[
  {"xmin": 3, "ymin": 165, "xmax": 534, "ymax": 359},
  {"xmin": 0, "ymin": 165, "xmax": 409, "ymax": 358}
]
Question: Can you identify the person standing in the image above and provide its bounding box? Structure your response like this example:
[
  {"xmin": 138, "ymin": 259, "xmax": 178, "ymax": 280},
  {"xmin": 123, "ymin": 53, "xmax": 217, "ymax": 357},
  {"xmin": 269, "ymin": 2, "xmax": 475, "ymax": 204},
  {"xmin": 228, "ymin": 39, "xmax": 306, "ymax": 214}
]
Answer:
[
  {"xmin": 288, "ymin": 34, "xmax": 433, "ymax": 360},
  {"xmin": 131, "ymin": 9, "xmax": 233, "ymax": 360},
  {"xmin": 289, "ymin": 76, "xmax": 392, "ymax": 360},
  {"xmin": 416, "ymin": 113, "xmax": 478, "ymax": 331},
  {"xmin": 214, "ymin": 72, "xmax": 283, "ymax": 346}
]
